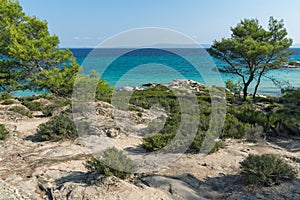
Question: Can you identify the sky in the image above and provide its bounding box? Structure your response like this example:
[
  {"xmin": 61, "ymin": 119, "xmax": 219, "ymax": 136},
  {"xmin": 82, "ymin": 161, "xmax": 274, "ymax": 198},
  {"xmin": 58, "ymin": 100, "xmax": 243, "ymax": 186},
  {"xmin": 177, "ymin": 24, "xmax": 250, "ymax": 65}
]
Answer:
[{"xmin": 18, "ymin": 0, "xmax": 300, "ymax": 48}]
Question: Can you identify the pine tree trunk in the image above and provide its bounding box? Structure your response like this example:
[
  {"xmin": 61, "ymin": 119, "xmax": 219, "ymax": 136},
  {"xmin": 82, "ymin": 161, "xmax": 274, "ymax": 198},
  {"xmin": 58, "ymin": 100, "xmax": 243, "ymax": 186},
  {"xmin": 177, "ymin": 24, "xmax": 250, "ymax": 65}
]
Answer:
[{"xmin": 253, "ymin": 68, "xmax": 266, "ymax": 99}]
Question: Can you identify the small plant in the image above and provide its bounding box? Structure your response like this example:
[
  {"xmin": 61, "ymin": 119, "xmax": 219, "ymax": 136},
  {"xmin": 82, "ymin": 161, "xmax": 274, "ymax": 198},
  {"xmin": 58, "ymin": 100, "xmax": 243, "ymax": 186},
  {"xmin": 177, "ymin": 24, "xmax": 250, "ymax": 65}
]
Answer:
[
  {"xmin": 85, "ymin": 147, "xmax": 137, "ymax": 179},
  {"xmin": 8, "ymin": 106, "xmax": 33, "ymax": 118},
  {"xmin": 42, "ymin": 99, "xmax": 70, "ymax": 116},
  {"xmin": 1, "ymin": 99, "xmax": 14, "ymax": 105},
  {"xmin": 142, "ymin": 133, "xmax": 174, "ymax": 151},
  {"xmin": 221, "ymin": 114, "xmax": 249, "ymax": 139},
  {"xmin": 137, "ymin": 112, "xmax": 143, "ymax": 117},
  {"xmin": 240, "ymin": 154, "xmax": 297, "ymax": 187},
  {"xmin": 209, "ymin": 140, "xmax": 227, "ymax": 154},
  {"xmin": 0, "ymin": 124, "xmax": 9, "ymax": 140},
  {"xmin": 0, "ymin": 92, "xmax": 12, "ymax": 100},
  {"xmin": 22, "ymin": 100, "xmax": 42, "ymax": 111},
  {"xmin": 37, "ymin": 113, "xmax": 77, "ymax": 141}
]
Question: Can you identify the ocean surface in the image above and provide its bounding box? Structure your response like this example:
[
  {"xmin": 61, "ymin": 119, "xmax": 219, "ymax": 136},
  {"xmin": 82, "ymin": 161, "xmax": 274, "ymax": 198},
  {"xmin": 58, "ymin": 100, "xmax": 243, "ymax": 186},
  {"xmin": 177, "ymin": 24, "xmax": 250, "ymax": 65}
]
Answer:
[
  {"xmin": 73, "ymin": 48, "xmax": 300, "ymax": 96},
  {"xmin": 14, "ymin": 48, "xmax": 300, "ymax": 97}
]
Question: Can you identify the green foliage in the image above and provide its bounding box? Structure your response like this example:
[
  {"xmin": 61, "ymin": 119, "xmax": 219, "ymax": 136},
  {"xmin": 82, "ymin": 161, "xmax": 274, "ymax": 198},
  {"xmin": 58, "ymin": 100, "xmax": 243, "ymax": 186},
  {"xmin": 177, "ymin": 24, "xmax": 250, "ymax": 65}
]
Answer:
[
  {"xmin": 265, "ymin": 89, "xmax": 300, "ymax": 136},
  {"xmin": 240, "ymin": 154, "xmax": 297, "ymax": 186},
  {"xmin": 189, "ymin": 131, "xmax": 206, "ymax": 151},
  {"xmin": 8, "ymin": 106, "xmax": 33, "ymax": 118},
  {"xmin": 73, "ymin": 70, "xmax": 114, "ymax": 103},
  {"xmin": 85, "ymin": 147, "xmax": 137, "ymax": 179},
  {"xmin": 221, "ymin": 114, "xmax": 250, "ymax": 139},
  {"xmin": 236, "ymin": 104, "xmax": 268, "ymax": 127},
  {"xmin": 41, "ymin": 98, "xmax": 70, "ymax": 117},
  {"xmin": 0, "ymin": 0, "xmax": 74, "ymax": 93},
  {"xmin": 95, "ymin": 78, "xmax": 114, "ymax": 102},
  {"xmin": 22, "ymin": 100, "xmax": 42, "ymax": 111},
  {"xmin": 33, "ymin": 58, "xmax": 81, "ymax": 97},
  {"xmin": 226, "ymin": 80, "xmax": 242, "ymax": 95},
  {"xmin": 280, "ymin": 88, "xmax": 300, "ymax": 105},
  {"xmin": 0, "ymin": 92, "xmax": 12, "ymax": 100},
  {"xmin": 209, "ymin": 17, "xmax": 293, "ymax": 100},
  {"xmin": 0, "ymin": 124, "xmax": 9, "ymax": 140},
  {"xmin": 209, "ymin": 140, "xmax": 227, "ymax": 154},
  {"xmin": 1, "ymin": 99, "xmax": 14, "ymax": 105},
  {"xmin": 37, "ymin": 113, "xmax": 77, "ymax": 141},
  {"xmin": 142, "ymin": 133, "xmax": 175, "ymax": 151}
]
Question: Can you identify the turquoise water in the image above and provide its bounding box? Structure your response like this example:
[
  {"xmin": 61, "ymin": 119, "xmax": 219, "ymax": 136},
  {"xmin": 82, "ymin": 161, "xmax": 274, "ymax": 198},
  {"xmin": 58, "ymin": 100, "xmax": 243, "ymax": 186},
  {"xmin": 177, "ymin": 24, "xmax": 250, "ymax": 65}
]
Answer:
[
  {"xmin": 13, "ymin": 48, "xmax": 300, "ymax": 97},
  {"xmin": 76, "ymin": 48, "xmax": 300, "ymax": 96}
]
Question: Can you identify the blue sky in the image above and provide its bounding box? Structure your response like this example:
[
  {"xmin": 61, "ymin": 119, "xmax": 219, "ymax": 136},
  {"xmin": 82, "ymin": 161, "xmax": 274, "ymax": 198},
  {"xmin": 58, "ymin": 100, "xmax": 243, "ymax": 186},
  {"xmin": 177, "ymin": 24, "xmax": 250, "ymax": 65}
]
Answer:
[{"xmin": 18, "ymin": 0, "xmax": 300, "ymax": 48}]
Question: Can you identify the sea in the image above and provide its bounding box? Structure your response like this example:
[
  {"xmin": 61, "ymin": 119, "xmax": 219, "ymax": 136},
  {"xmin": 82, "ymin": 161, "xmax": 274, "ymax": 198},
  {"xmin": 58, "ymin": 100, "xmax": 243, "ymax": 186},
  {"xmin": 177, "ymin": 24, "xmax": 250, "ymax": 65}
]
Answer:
[{"xmin": 15, "ymin": 48, "xmax": 300, "ymax": 97}]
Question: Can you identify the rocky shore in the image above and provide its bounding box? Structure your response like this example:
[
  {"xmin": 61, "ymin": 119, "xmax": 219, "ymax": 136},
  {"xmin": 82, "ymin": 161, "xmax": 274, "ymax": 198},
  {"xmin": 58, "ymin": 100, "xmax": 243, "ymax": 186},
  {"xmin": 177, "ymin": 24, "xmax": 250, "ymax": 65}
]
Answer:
[{"xmin": 0, "ymin": 80, "xmax": 299, "ymax": 200}]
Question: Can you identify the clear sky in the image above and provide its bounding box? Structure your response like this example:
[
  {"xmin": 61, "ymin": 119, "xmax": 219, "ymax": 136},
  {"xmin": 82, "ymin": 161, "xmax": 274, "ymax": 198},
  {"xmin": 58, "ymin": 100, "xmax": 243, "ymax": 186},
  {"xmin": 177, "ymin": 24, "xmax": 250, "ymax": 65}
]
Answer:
[{"xmin": 18, "ymin": 0, "xmax": 300, "ymax": 48}]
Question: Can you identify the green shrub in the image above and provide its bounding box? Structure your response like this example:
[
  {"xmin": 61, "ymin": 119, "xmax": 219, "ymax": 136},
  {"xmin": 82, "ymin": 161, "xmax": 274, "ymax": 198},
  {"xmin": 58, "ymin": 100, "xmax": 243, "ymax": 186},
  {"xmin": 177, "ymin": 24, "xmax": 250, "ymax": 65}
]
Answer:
[
  {"xmin": 1, "ymin": 99, "xmax": 14, "ymax": 105},
  {"xmin": 42, "ymin": 99, "xmax": 70, "ymax": 117},
  {"xmin": 8, "ymin": 106, "xmax": 33, "ymax": 118},
  {"xmin": 22, "ymin": 100, "xmax": 42, "ymax": 111},
  {"xmin": 240, "ymin": 154, "xmax": 297, "ymax": 187},
  {"xmin": 37, "ymin": 113, "xmax": 77, "ymax": 141},
  {"xmin": 0, "ymin": 124, "xmax": 9, "ymax": 140},
  {"xmin": 221, "ymin": 114, "xmax": 249, "ymax": 139},
  {"xmin": 209, "ymin": 140, "xmax": 227, "ymax": 154},
  {"xmin": 143, "ymin": 133, "xmax": 174, "ymax": 151},
  {"xmin": 0, "ymin": 92, "xmax": 12, "ymax": 100},
  {"xmin": 226, "ymin": 80, "xmax": 242, "ymax": 95},
  {"xmin": 189, "ymin": 131, "xmax": 206, "ymax": 151},
  {"xmin": 236, "ymin": 104, "xmax": 268, "ymax": 127},
  {"xmin": 85, "ymin": 147, "xmax": 137, "ymax": 179}
]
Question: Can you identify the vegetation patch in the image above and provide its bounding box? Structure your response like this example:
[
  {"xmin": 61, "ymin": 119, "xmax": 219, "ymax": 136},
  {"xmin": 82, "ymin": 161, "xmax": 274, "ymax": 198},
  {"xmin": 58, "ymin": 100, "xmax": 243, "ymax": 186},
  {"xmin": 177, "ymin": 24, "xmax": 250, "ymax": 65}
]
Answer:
[
  {"xmin": 37, "ymin": 113, "xmax": 77, "ymax": 141},
  {"xmin": 85, "ymin": 147, "xmax": 137, "ymax": 179},
  {"xmin": 1, "ymin": 99, "xmax": 14, "ymax": 105},
  {"xmin": 8, "ymin": 106, "xmax": 33, "ymax": 118},
  {"xmin": 22, "ymin": 100, "xmax": 43, "ymax": 111},
  {"xmin": 0, "ymin": 124, "xmax": 9, "ymax": 140},
  {"xmin": 240, "ymin": 154, "xmax": 297, "ymax": 187}
]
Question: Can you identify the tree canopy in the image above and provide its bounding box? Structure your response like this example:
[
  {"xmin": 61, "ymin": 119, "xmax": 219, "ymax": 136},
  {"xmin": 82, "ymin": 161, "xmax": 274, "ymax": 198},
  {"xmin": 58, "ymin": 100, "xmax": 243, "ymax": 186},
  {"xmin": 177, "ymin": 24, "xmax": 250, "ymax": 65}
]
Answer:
[
  {"xmin": 209, "ymin": 17, "xmax": 293, "ymax": 100},
  {"xmin": 0, "ymin": 0, "xmax": 73, "ymax": 92},
  {"xmin": 0, "ymin": 0, "xmax": 114, "ymax": 99}
]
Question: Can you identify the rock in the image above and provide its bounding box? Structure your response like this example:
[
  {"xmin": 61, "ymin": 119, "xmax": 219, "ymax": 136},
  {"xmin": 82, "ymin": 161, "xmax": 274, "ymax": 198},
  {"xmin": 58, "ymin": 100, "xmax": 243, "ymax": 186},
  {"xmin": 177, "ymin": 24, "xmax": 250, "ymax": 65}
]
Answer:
[
  {"xmin": 0, "ymin": 111, "xmax": 29, "ymax": 122},
  {"xmin": 142, "ymin": 175, "xmax": 216, "ymax": 200},
  {"xmin": 0, "ymin": 179, "xmax": 31, "ymax": 200},
  {"xmin": 106, "ymin": 128, "xmax": 120, "ymax": 138},
  {"xmin": 142, "ymin": 83, "xmax": 157, "ymax": 87},
  {"xmin": 116, "ymin": 86, "xmax": 134, "ymax": 92}
]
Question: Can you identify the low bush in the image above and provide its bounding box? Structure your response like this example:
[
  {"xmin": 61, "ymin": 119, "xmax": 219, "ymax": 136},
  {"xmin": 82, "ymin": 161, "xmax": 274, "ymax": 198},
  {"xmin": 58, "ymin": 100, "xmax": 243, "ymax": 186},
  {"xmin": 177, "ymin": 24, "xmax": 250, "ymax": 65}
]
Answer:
[
  {"xmin": 240, "ymin": 154, "xmax": 297, "ymax": 187},
  {"xmin": 142, "ymin": 133, "xmax": 174, "ymax": 151},
  {"xmin": 1, "ymin": 99, "xmax": 14, "ymax": 105},
  {"xmin": 0, "ymin": 92, "xmax": 12, "ymax": 100},
  {"xmin": 8, "ymin": 106, "xmax": 33, "ymax": 118},
  {"xmin": 42, "ymin": 99, "xmax": 70, "ymax": 117},
  {"xmin": 85, "ymin": 147, "xmax": 137, "ymax": 179},
  {"xmin": 22, "ymin": 100, "xmax": 43, "ymax": 111},
  {"xmin": 209, "ymin": 140, "xmax": 227, "ymax": 154},
  {"xmin": 37, "ymin": 113, "xmax": 77, "ymax": 141},
  {"xmin": 221, "ymin": 114, "xmax": 250, "ymax": 139},
  {"xmin": 235, "ymin": 104, "xmax": 268, "ymax": 127},
  {"xmin": 0, "ymin": 124, "xmax": 9, "ymax": 140}
]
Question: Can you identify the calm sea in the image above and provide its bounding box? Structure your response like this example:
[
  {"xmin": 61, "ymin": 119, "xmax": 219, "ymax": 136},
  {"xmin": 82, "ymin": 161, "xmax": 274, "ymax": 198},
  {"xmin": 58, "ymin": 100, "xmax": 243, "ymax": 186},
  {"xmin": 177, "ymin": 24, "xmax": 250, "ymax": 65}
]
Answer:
[
  {"xmin": 72, "ymin": 48, "xmax": 300, "ymax": 96},
  {"xmin": 13, "ymin": 48, "xmax": 300, "ymax": 97}
]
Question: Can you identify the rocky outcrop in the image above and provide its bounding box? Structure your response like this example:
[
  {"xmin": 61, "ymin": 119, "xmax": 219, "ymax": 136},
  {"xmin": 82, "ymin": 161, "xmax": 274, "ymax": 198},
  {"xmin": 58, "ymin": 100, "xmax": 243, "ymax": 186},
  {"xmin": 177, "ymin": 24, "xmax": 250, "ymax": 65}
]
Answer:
[{"xmin": 0, "ymin": 179, "xmax": 31, "ymax": 200}]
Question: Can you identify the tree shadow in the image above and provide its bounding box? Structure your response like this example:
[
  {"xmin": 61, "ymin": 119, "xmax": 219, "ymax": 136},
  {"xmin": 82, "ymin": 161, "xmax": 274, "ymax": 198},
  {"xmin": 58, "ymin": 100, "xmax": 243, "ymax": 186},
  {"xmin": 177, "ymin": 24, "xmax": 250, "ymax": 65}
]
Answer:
[
  {"xmin": 55, "ymin": 171, "xmax": 103, "ymax": 186},
  {"xmin": 54, "ymin": 171, "xmax": 300, "ymax": 199},
  {"xmin": 268, "ymin": 136, "xmax": 300, "ymax": 153},
  {"xmin": 143, "ymin": 173, "xmax": 300, "ymax": 200},
  {"xmin": 175, "ymin": 173, "xmax": 244, "ymax": 194},
  {"xmin": 23, "ymin": 133, "xmax": 43, "ymax": 143}
]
